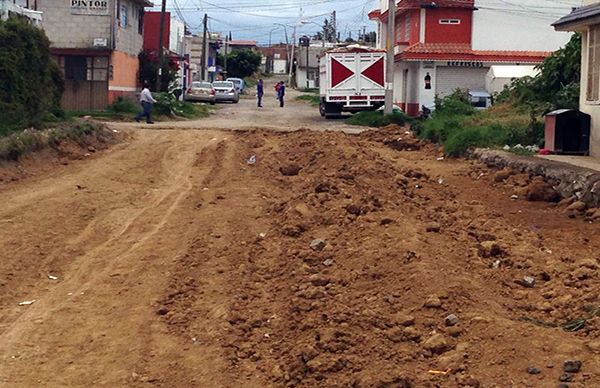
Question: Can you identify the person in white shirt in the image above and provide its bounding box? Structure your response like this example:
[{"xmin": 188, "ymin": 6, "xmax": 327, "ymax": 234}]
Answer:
[{"xmin": 135, "ymin": 82, "xmax": 157, "ymax": 124}]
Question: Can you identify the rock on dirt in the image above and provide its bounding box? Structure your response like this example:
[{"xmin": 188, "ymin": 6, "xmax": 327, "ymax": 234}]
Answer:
[
  {"xmin": 478, "ymin": 241, "xmax": 503, "ymax": 258},
  {"xmin": 527, "ymin": 366, "xmax": 541, "ymax": 375},
  {"xmin": 564, "ymin": 360, "xmax": 582, "ymax": 373},
  {"xmin": 310, "ymin": 239, "xmax": 326, "ymax": 251},
  {"xmin": 526, "ymin": 179, "xmax": 560, "ymax": 202},
  {"xmin": 280, "ymin": 164, "xmax": 302, "ymax": 176},
  {"xmin": 516, "ymin": 276, "xmax": 536, "ymax": 288},
  {"xmin": 424, "ymin": 295, "xmax": 442, "ymax": 308},
  {"xmin": 426, "ymin": 222, "xmax": 441, "ymax": 233},
  {"xmin": 494, "ymin": 168, "xmax": 515, "ymax": 182},
  {"xmin": 423, "ymin": 333, "xmax": 451, "ymax": 355},
  {"xmin": 445, "ymin": 314, "xmax": 460, "ymax": 327},
  {"xmin": 567, "ymin": 201, "xmax": 587, "ymax": 213}
]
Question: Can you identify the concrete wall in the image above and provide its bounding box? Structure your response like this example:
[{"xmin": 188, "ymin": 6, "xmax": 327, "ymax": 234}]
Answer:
[
  {"xmin": 114, "ymin": 0, "xmax": 144, "ymax": 55},
  {"xmin": 108, "ymin": 50, "xmax": 139, "ymax": 102},
  {"xmin": 472, "ymin": 0, "xmax": 579, "ymax": 52},
  {"xmin": 169, "ymin": 17, "xmax": 185, "ymax": 55},
  {"xmin": 39, "ymin": 0, "xmax": 112, "ymax": 49},
  {"xmin": 579, "ymin": 29, "xmax": 600, "ymax": 157}
]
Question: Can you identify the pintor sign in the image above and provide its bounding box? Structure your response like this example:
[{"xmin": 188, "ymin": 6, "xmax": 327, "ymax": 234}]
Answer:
[{"xmin": 70, "ymin": 0, "xmax": 109, "ymax": 15}]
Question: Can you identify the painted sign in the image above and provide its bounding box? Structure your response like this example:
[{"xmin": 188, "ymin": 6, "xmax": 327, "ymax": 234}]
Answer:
[
  {"xmin": 70, "ymin": 0, "xmax": 109, "ymax": 15},
  {"xmin": 447, "ymin": 61, "xmax": 484, "ymax": 68}
]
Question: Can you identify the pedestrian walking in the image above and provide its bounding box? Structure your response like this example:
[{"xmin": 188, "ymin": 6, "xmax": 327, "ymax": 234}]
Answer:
[
  {"xmin": 277, "ymin": 81, "xmax": 286, "ymax": 108},
  {"xmin": 257, "ymin": 79, "xmax": 264, "ymax": 108},
  {"xmin": 135, "ymin": 82, "xmax": 157, "ymax": 124}
]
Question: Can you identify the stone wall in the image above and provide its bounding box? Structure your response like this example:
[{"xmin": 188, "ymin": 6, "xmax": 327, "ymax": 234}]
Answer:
[{"xmin": 472, "ymin": 149, "xmax": 600, "ymax": 207}]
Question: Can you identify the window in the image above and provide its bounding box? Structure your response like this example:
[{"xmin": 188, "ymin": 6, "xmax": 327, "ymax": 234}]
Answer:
[
  {"xmin": 439, "ymin": 19, "xmax": 461, "ymax": 25},
  {"xmin": 120, "ymin": 4, "xmax": 128, "ymax": 28},
  {"xmin": 587, "ymin": 25, "xmax": 600, "ymax": 102}
]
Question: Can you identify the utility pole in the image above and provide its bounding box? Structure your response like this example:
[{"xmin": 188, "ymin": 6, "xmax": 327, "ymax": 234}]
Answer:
[
  {"xmin": 201, "ymin": 13, "xmax": 208, "ymax": 81},
  {"xmin": 224, "ymin": 33, "xmax": 229, "ymax": 78},
  {"xmin": 384, "ymin": 0, "xmax": 395, "ymax": 115},
  {"xmin": 156, "ymin": 0, "xmax": 167, "ymax": 91}
]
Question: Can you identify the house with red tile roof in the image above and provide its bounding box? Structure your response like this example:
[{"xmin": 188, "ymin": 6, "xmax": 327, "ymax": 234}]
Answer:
[{"xmin": 369, "ymin": 0, "xmax": 579, "ymax": 116}]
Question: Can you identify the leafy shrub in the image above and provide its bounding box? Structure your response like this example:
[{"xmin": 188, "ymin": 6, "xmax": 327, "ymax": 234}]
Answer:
[
  {"xmin": 346, "ymin": 111, "xmax": 411, "ymax": 127},
  {"xmin": 107, "ymin": 97, "xmax": 139, "ymax": 114},
  {"xmin": 497, "ymin": 33, "xmax": 581, "ymax": 112},
  {"xmin": 153, "ymin": 92, "xmax": 210, "ymax": 118},
  {"xmin": 0, "ymin": 18, "xmax": 63, "ymax": 135}
]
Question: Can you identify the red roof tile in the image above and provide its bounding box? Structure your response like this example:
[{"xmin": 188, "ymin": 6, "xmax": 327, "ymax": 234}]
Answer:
[{"xmin": 398, "ymin": 43, "xmax": 550, "ymax": 63}]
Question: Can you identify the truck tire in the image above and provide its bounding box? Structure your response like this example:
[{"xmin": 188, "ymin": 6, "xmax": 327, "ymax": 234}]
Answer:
[
  {"xmin": 323, "ymin": 102, "xmax": 341, "ymax": 119},
  {"xmin": 319, "ymin": 99, "xmax": 326, "ymax": 117}
]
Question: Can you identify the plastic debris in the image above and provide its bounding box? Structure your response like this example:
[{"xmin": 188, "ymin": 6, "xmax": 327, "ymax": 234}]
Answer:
[
  {"xmin": 112, "ymin": 129, "xmax": 119, "ymax": 133},
  {"xmin": 19, "ymin": 300, "xmax": 36, "ymax": 306},
  {"xmin": 437, "ymin": 178, "xmax": 444, "ymax": 185},
  {"xmin": 436, "ymin": 157, "xmax": 445, "ymax": 161},
  {"xmin": 510, "ymin": 195, "xmax": 519, "ymax": 200},
  {"xmin": 258, "ymin": 232, "xmax": 266, "ymax": 239},
  {"xmin": 428, "ymin": 369, "xmax": 451, "ymax": 375},
  {"xmin": 48, "ymin": 274, "xmax": 58, "ymax": 280},
  {"xmin": 247, "ymin": 155, "xmax": 257, "ymax": 165}
]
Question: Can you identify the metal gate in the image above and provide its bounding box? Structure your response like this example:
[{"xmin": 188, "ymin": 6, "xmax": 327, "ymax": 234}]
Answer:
[
  {"xmin": 435, "ymin": 66, "xmax": 489, "ymax": 98},
  {"xmin": 59, "ymin": 55, "xmax": 109, "ymax": 111}
]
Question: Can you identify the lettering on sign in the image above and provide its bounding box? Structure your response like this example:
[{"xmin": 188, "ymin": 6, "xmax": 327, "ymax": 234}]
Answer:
[
  {"xmin": 70, "ymin": 0, "xmax": 109, "ymax": 15},
  {"xmin": 446, "ymin": 61, "xmax": 484, "ymax": 68}
]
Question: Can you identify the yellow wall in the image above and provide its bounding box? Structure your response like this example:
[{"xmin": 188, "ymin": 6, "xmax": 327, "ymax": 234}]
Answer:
[{"xmin": 108, "ymin": 50, "xmax": 139, "ymax": 103}]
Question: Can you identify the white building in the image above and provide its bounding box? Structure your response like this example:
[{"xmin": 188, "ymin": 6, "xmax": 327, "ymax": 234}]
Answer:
[{"xmin": 369, "ymin": 0, "xmax": 579, "ymax": 116}]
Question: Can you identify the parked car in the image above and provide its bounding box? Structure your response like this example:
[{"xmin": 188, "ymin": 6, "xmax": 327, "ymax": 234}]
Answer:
[
  {"xmin": 185, "ymin": 81, "xmax": 216, "ymax": 104},
  {"xmin": 226, "ymin": 78, "xmax": 245, "ymax": 94},
  {"xmin": 213, "ymin": 81, "xmax": 239, "ymax": 103}
]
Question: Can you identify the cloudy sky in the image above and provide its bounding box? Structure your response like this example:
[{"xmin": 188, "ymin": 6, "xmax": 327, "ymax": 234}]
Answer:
[{"xmin": 155, "ymin": 0, "xmax": 380, "ymax": 45}]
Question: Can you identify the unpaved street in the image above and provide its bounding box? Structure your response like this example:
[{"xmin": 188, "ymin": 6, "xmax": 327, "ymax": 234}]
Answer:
[{"xmin": 2, "ymin": 95, "xmax": 600, "ymax": 387}]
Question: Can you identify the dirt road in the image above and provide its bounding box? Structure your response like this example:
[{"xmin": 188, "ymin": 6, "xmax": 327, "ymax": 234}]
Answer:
[{"xmin": 2, "ymin": 97, "xmax": 600, "ymax": 387}]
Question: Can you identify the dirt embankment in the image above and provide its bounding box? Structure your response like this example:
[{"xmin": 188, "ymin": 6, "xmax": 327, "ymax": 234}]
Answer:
[
  {"xmin": 157, "ymin": 126, "xmax": 600, "ymax": 387},
  {"xmin": 0, "ymin": 122, "xmax": 123, "ymax": 185}
]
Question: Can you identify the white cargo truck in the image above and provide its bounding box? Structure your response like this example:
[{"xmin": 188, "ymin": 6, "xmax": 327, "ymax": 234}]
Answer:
[{"xmin": 318, "ymin": 46, "xmax": 386, "ymax": 119}]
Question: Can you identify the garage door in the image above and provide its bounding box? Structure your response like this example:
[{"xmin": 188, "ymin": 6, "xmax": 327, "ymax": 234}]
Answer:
[{"xmin": 435, "ymin": 66, "xmax": 489, "ymax": 98}]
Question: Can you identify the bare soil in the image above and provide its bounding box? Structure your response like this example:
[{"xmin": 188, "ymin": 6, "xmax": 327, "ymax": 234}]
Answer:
[{"xmin": 1, "ymin": 96, "xmax": 600, "ymax": 387}]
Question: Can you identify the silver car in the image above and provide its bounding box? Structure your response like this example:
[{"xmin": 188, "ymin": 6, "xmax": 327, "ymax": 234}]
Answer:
[
  {"xmin": 213, "ymin": 81, "xmax": 239, "ymax": 103},
  {"xmin": 185, "ymin": 81, "xmax": 216, "ymax": 104}
]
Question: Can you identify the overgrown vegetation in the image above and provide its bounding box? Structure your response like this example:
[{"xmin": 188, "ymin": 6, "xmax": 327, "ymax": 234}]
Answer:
[
  {"xmin": 296, "ymin": 94, "xmax": 320, "ymax": 107},
  {"xmin": 64, "ymin": 95, "xmax": 211, "ymax": 122},
  {"xmin": 138, "ymin": 50, "xmax": 180, "ymax": 93},
  {"xmin": 497, "ymin": 33, "xmax": 581, "ymax": 112},
  {"xmin": 415, "ymin": 90, "xmax": 544, "ymax": 156},
  {"xmin": 153, "ymin": 92, "xmax": 212, "ymax": 118},
  {"xmin": 346, "ymin": 111, "xmax": 411, "ymax": 127},
  {"xmin": 0, "ymin": 122, "xmax": 111, "ymax": 161},
  {"xmin": 415, "ymin": 35, "xmax": 581, "ymax": 157},
  {"xmin": 0, "ymin": 18, "xmax": 64, "ymax": 135}
]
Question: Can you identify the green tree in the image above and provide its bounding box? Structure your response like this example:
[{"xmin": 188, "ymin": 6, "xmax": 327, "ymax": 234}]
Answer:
[
  {"xmin": 219, "ymin": 49, "xmax": 261, "ymax": 79},
  {"xmin": 497, "ymin": 33, "xmax": 581, "ymax": 111},
  {"xmin": 138, "ymin": 50, "xmax": 179, "ymax": 92},
  {"xmin": 0, "ymin": 18, "xmax": 63, "ymax": 134}
]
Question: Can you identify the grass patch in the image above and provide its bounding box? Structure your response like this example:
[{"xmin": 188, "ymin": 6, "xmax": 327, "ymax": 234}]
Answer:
[
  {"xmin": 0, "ymin": 121, "xmax": 112, "ymax": 161},
  {"xmin": 298, "ymin": 88, "xmax": 319, "ymax": 94},
  {"xmin": 346, "ymin": 111, "xmax": 411, "ymax": 127},
  {"xmin": 415, "ymin": 90, "xmax": 544, "ymax": 157},
  {"xmin": 296, "ymin": 94, "xmax": 321, "ymax": 107},
  {"xmin": 61, "ymin": 95, "xmax": 213, "ymax": 123}
]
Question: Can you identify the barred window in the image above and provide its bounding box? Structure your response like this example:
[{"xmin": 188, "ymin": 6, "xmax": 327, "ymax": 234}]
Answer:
[{"xmin": 587, "ymin": 25, "xmax": 600, "ymax": 102}]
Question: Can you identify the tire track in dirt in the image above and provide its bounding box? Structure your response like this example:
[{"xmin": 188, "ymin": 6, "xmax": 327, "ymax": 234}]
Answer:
[{"xmin": 0, "ymin": 130, "xmax": 236, "ymax": 386}]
